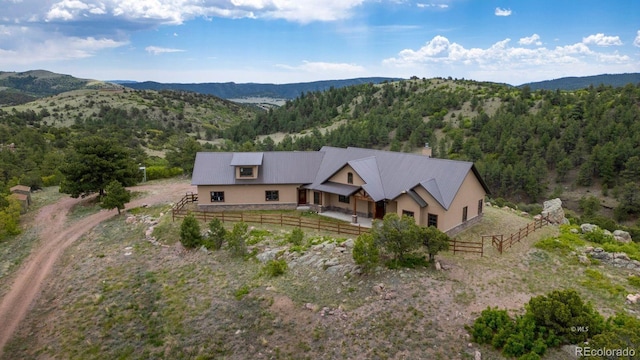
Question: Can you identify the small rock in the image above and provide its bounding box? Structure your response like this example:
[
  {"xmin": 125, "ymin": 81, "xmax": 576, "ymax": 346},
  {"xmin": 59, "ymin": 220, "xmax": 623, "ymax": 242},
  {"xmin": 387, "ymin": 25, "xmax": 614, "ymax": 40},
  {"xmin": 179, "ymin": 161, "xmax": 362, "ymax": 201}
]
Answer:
[
  {"xmin": 475, "ymin": 350, "xmax": 481, "ymax": 360},
  {"xmin": 266, "ymin": 286, "xmax": 276, "ymax": 291},
  {"xmin": 578, "ymin": 255, "xmax": 590, "ymax": 265},
  {"xmin": 584, "ymin": 246, "xmax": 594, "ymax": 253},
  {"xmin": 570, "ymin": 228, "xmax": 579, "ymax": 234},
  {"xmin": 383, "ymin": 291, "xmax": 397, "ymax": 300},
  {"xmin": 435, "ymin": 261, "xmax": 442, "ymax": 271},
  {"xmin": 581, "ymin": 223, "xmax": 599, "ymax": 233},
  {"xmin": 614, "ymin": 252, "xmax": 631, "ymax": 261},
  {"xmin": 342, "ymin": 238, "xmax": 355, "ymax": 248},
  {"xmin": 626, "ymin": 293, "xmax": 640, "ymax": 304},
  {"xmin": 372, "ymin": 284, "xmax": 385, "ymax": 294},
  {"xmin": 125, "ymin": 216, "xmax": 136, "ymax": 224}
]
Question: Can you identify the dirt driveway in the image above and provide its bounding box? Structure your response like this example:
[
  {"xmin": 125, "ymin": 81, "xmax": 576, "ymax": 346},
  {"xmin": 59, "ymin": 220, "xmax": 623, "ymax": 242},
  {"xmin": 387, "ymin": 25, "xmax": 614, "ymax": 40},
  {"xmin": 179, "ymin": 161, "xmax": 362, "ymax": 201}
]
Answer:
[{"xmin": 0, "ymin": 181, "xmax": 195, "ymax": 356}]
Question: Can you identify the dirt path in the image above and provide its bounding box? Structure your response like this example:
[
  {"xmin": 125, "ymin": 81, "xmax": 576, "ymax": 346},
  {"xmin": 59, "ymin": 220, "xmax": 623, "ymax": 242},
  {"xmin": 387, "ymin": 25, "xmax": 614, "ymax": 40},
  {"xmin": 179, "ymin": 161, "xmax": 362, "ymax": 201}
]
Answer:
[{"xmin": 0, "ymin": 181, "xmax": 195, "ymax": 356}]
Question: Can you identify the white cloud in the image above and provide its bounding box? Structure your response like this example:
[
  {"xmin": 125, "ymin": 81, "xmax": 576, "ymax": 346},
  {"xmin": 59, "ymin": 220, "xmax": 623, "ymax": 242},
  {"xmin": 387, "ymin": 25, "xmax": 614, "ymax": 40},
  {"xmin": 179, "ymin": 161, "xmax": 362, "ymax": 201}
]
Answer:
[
  {"xmin": 633, "ymin": 30, "xmax": 640, "ymax": 47},
  {"xmin": 494, "ymin": 7, "xmax": 511, "ymax": 16},
  {"xmin": 0, "ymin": 26, "xmax": 127, "ymax": 66},
  {"xmin": 582, "ymin": 33, "xmax": 622, "ymax": 46},
  {"xmin": 145, "ymin": 46, "xmax": 185, "ymax": 55},
  {"xmin": 382, "ymin": 35, "xmax": 635, "ymax": 84},
  {"xmin": 519, "ymin": 34, "xmax": 541, "ymax": 46},
  {"xmin": 417, "ymin": 3, "xmax": 449, "ymax": 9}
]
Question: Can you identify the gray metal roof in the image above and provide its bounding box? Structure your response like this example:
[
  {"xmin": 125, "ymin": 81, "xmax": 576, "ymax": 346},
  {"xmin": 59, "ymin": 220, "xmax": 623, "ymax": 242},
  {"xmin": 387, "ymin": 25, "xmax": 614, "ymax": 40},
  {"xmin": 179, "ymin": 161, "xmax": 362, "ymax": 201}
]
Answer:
[
  {"xmin": 191, "ymin": 146, "xmax": 489, "ymax": 210},
  {"xmin": 406, "ymin": 189, "xmax": 428, "ymax": 208},
  {"xmin": 192, "ymin": 151, "xmax": 324, "ymax": 185},
  {"xmin": 230, "ymin": 152, "xmax": 264, "ymax": 166},
  {"xmin": 310, "ymin": 182, "xmax": 360, "ymax": 197}
]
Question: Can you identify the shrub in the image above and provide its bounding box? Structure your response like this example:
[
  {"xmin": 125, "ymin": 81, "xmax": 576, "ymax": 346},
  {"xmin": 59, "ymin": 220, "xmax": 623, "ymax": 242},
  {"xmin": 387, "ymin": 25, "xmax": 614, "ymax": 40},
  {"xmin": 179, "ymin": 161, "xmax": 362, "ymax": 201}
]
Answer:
[
  {"xmin": 588, "ymin": 313, "xmax": 640, "ymax": 356},
  {"xmin": 261, "ymin": 259, "xmax": 288, "ymax": 277},
  {"xmin": 227, "ymin": 221, "xmax": 248, "ymax": 257},
  {"xmin": 286, "ymin": 227, "xmax": 305, "ymax": 246},
  {"xmin": 352, "ymin": 233, "xmax": 379, "ymax": 272},
  {"xmin": 470, "ymin": 307, "xmax": 514, "ymax": 345},
  {"xmin": 526, "ymin": 289, "xmax": 604, "ymax": 344},
  {"xmin": 583, "ymin": 228, "xmax": 614, "ymax": 244},
  {"xmin": 145, "ymin": 165, "xmax": 184, "ymax": 180},
  {"xmin": 628, "ymin": 275, "xmax": 640, "ymax": 288},
  {"xmin": 180, "ymin": 214, "xmax": 202, "ymax": 249},
  {"xmin": 205, "ymin": 217, "xmax": 226, "ymax": 250},
  {"xmin": 372, "ymin": 213, "xmax": 423, "ymax": 263}
]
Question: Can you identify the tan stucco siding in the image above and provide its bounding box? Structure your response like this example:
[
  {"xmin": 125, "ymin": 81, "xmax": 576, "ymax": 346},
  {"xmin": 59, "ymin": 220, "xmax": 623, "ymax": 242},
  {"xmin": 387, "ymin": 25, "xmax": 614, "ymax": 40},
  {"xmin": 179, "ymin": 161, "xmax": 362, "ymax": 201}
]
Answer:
[
  {"xmin": 427, "ymin": 170, "xmax": 486, "ymax": 232},
  {"xmin": 328, "ymin": 165, "xmax": 365, "ymax": 186},
  {"xmin": 324, "ymin": 194, "xmax": 353, "ymax": 212},
  {"xmin": 394, "ymin": 194, "xmax": 423, "ymax": 222},
  {"xmin": 197, "ymin": 184, "xmax": 299, "ymax": 205}
]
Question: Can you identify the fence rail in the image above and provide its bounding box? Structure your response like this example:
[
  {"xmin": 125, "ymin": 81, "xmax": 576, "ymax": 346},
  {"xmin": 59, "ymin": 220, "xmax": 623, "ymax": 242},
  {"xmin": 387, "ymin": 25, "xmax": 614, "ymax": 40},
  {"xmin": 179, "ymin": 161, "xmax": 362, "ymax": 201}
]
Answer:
[
  {"xmin": 449, "ymin": 237, "xmax": 484, "ymax": 256},
  {"xmin": 486, "ymin": 216, "xmax": 551, "ymax": 254},
  {"xmin": 172, "ymin": 195, "xmax": 369, "ymax": 236}
]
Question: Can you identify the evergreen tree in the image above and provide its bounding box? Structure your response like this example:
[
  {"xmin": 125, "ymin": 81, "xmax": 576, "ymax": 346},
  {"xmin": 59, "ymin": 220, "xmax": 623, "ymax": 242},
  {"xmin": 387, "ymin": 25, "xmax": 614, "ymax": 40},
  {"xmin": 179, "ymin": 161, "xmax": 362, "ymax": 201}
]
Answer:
[
  {"xmin": 59, "ymin": 136, "xmax": 139, "ymax": 198},
  {"xmin": 100, "ymin": 180, "xmax": 131, "ymax": 215}
]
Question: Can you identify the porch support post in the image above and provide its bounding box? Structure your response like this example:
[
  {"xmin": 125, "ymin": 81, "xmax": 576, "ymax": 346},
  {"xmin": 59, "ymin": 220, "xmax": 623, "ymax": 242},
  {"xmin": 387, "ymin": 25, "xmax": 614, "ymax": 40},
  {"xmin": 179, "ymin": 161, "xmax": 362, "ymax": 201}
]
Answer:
[{"xmin": 353, "ymin": 196, "xmax": 357, "ymax": 215}]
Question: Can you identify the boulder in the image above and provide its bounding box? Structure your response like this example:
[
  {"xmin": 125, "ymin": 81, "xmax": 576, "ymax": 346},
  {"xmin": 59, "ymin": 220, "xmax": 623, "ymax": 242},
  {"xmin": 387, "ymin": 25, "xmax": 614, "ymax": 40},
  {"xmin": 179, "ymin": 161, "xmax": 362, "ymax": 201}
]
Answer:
[
  {"xmin": 256, "ymin": 248, "xmax": 281, "ymax": 263},
  {"xmin": 541, "ymin": 198, "xmax": 568, "ymax": 225},
  {"xmin": 613, "ymin": 230, "xmax": 632, "ymax": 243},
  {"xmin": 580, "ymin": 223, "xmax": 599, "ymax": 233},
  {"xmin": 626, "ymin": 293, "xmax": 640, "ymax": 304},
  {"xmin": 578, "ymin": 255, "xmax": 590, "ymax": 265}
]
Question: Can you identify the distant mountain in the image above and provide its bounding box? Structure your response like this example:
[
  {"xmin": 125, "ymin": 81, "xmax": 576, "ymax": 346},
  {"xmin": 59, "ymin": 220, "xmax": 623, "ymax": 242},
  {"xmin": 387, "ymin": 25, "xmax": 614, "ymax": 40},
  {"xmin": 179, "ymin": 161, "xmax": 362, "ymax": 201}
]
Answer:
[
  {"xmin": 0, "ymin": 70, "xmax": 122, "ymax": 106},
  {"xmin": 124, "ymin": 77, "xmax": 403, "ymax": 99},
  {"xmin": 519, "ymin": 73, "xmax": 640, "ymax": 91}
]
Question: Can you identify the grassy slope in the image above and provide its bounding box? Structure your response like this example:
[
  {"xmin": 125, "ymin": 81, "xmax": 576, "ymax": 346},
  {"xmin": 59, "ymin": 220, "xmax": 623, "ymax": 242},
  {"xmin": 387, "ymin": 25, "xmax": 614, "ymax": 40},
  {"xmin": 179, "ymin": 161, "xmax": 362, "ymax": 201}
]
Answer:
[{"xmin": 3, "ymin": 197, "xmax": 638, "ymax": 359}]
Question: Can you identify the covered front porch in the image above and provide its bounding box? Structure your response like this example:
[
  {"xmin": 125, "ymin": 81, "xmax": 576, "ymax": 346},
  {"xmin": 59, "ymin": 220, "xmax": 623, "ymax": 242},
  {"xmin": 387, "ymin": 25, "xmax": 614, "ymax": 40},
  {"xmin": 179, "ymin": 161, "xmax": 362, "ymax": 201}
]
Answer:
[{"xmin": 300, "ymin": 184, "xmax": 388, "ymax": 226}]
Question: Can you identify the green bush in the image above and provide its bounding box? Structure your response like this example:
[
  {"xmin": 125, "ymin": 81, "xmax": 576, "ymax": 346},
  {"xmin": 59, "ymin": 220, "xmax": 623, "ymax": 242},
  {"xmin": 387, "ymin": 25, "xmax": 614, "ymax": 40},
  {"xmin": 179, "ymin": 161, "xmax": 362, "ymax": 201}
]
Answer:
[
  {"xmin": 352, "ymin": 233, "xmax": 379, "ymax": 272},
  {"xmin": 286, "ymin": 227, "xmax": 305, "ymax": 246},
  {"xmin": 180, "ymin": 214, "xmax": 202, "ymax": 249},
  {"xmin": 583, "ymin": 228, "xmax": 614, "ymax": 244},
  {"xmin": 470, "ymin": 289, "xmax": 605, "ymax": 359},
  {"xmin": 587, "ymin": 313, "xmax": 640, "ymax": 357},
  {"xmin": 261, "ymin": 259, "xmax": 288, "ymax": 277},
  {"xmin": 600, "ymin": 241, "xmax": 640, "ymax": 261},
  {"xmin": 227, "ymin": 221, "xmax": 248, "ymax": 257},
  {"xmin": 628, "ymin": 275, "xmax": 640, "ymax": 288},
  {"xmin": 205, "ymin": 218, "xmax": 227, "ymax": 250},
  {"xmin": 145, "ymin": 165, "xmax": 183, "ymax": 180},
  {"xmin": 526, "ymin": 289, "xmax": 604, "ymax": 344}
]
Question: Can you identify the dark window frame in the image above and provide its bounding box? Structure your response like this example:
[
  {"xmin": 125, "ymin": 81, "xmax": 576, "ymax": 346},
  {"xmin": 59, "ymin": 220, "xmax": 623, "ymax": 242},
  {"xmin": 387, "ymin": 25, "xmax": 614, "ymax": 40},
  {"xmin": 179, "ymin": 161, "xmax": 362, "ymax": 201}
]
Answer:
[
  {"xmin": 211, "ymin": 191, "xmax": 225, "ymax": 202},
  {"xmin": 314, "ymin": 191, "xmax": 321, "ymax": 205},
  {"xmin": 239, "ymin": 167, "xmax": 253, "ymax": 177},
  {"xmin": 427, "ymin": 213, "xmax": 438, "ymax": 228},
  {"xmin": 402, "ymin": 210, "xmax": 415, "ymax": 218},
  {"xmin": 265, "ymin": 190, "xmax": 279, "ymax": 201},
  {"xmin": 347, "ymin": 172, "xmax": 354, "ymax": 184},
  {"xmin": 338, "ymin": 195, "xmax": 350, "ymax": 204},
  {"xmin": 478, "ymin": 199, "xmax": 483, "ymax": 215},
  {"xmin": 462, "ymin": 206, "xmax": 468, "ymax": 222}
]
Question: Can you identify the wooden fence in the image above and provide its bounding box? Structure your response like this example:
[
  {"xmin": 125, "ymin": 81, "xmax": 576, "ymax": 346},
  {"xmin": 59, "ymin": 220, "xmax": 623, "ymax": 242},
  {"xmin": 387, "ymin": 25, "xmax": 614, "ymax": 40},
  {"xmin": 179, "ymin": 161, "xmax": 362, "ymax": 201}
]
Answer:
[
  {"xmin": 449, "ymin": 237, "xmax": 484, "ymax": 256},
  {"xmin": 485, "ymin": 215, "xmax": 551, "ymax": 254},
  {"xmin": 172, "ymin": 195, "xmax": 369, "ymax": 236}
]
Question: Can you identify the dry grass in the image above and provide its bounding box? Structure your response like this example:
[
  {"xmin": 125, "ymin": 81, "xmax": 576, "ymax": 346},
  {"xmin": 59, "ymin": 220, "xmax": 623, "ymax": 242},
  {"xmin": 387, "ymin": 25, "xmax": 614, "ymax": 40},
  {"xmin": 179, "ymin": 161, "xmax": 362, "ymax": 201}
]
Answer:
[{"xmin": 3, "ymin": 201, "xmax": 637, "ymax": 360}]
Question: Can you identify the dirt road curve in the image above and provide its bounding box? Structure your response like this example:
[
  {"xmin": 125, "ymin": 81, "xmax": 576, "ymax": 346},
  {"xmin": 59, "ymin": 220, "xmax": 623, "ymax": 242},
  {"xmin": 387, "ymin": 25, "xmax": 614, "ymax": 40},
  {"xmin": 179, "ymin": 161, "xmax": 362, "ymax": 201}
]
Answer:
[{"xmin": 0, "ymin": 182, "xmax": 195, "ymax": 356}]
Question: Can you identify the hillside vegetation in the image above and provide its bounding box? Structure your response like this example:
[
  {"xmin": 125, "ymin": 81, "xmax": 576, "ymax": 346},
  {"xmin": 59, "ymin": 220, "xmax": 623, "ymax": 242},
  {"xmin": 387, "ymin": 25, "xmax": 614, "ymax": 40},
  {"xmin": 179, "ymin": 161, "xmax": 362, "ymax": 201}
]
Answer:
[
  {"xmin": 224, "ymin": 78, "xmax": 640, "ymax": 222},
  {"xmin": 0, "ymin": 70, "xmax": 122, "ymax": 106}
]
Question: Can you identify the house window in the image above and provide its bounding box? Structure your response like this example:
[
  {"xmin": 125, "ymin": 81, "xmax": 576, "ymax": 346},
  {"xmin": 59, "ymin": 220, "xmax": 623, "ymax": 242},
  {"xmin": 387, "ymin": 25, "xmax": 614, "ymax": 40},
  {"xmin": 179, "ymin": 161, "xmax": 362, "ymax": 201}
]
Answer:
[
  {"xmin": 428, "ymin": 213, "xmax": 438, "ymax": 227},
  {"xmin": 338, "ymin": 195, "xmax": 350, "ymax": 204},
  {"xmin": 462, "ymin": 206, "xmax": 468, "ymax": 222},
  {"xmin": 239, "ymin": 167, "xmax": 253, "ymax": 177},
  {"xmin": 314, "ymin": 191, "xmax": 321, "ymax": 205},
  {"xmin": 265, "ymin": 190, "xmax": 279, "ymax": 201},
  {"xmin": 210, "ymin": 191, "xmax": 225, "ymax": 202},
  {"xmin": 478, "ymin": 199, "xmax": 483, "ymax": 215},
  {"xmin": 347, "ymin": 172, "xmax": 353, "ymax": 184},
  {"xmin": 402, "ymin": 210, "xmax": 414, "ymax": 218}
]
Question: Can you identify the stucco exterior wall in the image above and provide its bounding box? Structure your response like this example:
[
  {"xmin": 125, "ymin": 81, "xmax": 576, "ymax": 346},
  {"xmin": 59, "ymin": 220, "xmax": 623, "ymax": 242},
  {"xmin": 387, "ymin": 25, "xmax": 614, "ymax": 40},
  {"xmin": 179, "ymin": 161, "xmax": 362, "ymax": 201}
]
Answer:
[
  {"xmin": 394, "ymin": 194, "xmax": 423, "ymax": 222},
  {"xmin": 197, "ymin": 184, "xmax": 300, "ymax": 206},
  {"xmin": 328, "ymin": 165, "xmax": 365, "ymax": 185}
]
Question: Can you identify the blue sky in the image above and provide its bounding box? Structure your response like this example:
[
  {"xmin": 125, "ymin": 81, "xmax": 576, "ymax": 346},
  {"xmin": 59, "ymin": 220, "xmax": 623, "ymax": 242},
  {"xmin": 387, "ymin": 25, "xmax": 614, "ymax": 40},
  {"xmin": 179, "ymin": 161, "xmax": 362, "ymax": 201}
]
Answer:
[{"xmin": 1, "ymin": 0, "xmax": 638, "ymax": 85}]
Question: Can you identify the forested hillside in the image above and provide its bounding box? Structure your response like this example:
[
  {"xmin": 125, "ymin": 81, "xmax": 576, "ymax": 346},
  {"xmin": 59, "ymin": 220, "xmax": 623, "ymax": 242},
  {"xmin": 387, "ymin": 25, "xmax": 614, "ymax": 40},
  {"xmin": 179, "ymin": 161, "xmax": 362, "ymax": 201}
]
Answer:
[
  {"xmin": 0, "ymin": 87, "xmax": 257, "ymax": 237},
  {"xmin": 224, "ymin": 78, "xmax": 640, "ymax": 222},
  {"xmin": 2, "ymin": 74, "xmax": 640, "ymax": 239},
  {"xmin": 0, "ymin": 70, "xmax": 121, "ymax": 106}
]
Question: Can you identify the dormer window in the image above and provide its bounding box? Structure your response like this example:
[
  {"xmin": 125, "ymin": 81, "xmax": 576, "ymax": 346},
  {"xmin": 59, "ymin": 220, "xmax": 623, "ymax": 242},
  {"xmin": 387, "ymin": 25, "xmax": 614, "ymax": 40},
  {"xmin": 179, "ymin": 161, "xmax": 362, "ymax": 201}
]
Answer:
[
  {"xmin": 347, "ymin": 172, "xmax": 353, "ymax": 184},
  {"xmin": 239, "ymin": 167, "xmax": 253, "ymax": 177}
]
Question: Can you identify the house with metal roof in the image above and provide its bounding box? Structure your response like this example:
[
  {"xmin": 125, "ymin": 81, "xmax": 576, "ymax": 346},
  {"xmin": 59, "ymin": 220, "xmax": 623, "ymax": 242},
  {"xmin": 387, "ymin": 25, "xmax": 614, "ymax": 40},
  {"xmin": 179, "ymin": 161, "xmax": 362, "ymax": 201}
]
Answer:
[{"xmin": 191, "ymin": 146, "xmax": 490, "ymax": 235}]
